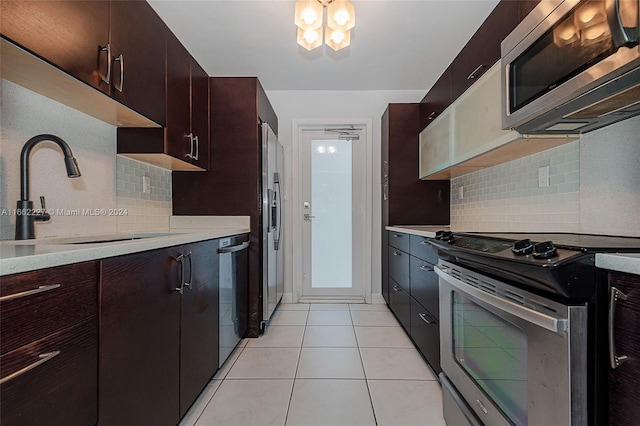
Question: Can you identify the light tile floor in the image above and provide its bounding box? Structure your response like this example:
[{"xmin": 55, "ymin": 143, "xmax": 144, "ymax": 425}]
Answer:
[{"xmin": 180, "ymin": 303, "xmax": 445, "ymax": 426}]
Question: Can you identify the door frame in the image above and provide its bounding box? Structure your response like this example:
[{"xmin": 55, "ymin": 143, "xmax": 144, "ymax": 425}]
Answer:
[{"xmin": 291, "ymin": 118, "xmax": 373, "ymax": 303}]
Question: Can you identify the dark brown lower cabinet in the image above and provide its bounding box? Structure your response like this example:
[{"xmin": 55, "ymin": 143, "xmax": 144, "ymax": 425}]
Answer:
[
  {"xmin": 0, "ymin": 320, "xmax": 98, "ymax": 426},
  {"xmin": 0, "ymin": 261, "xmax": 99, "ymax": 426},
  {"xmin": 410, "ymin": 298, "xmax": 440, "ymax": 374},
  {"xmin": 179, "ymin": 241, "xmax": 219, "ymax": 417},
  {"xmin": 389, "ymin": 278, "xmax": 411, "ymax": 331},
  {"xmin": 100, "ymin": 240, "xmax": 220, "ymax": 425},
  {"xmin": 608, "ymin": 271, "xmax": 640, "ymax": 426}
]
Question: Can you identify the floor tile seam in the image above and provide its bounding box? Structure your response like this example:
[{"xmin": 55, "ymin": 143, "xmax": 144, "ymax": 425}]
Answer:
[
  {"xmin": 283, "ymin": 321, "xmax": 307, "ymax": 426},
  {"xmin": 353, "ymin": 318, "xmax": 380, "ymax": 426},
  {"xmin": 215, "ymin": 345, "xmax": 245, "ymax": 380}
]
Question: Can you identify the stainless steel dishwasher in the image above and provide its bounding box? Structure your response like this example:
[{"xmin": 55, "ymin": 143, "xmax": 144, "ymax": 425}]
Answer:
[{"xmin": 218, "ymin": 235, "xmax": 250, "ymax": 367}]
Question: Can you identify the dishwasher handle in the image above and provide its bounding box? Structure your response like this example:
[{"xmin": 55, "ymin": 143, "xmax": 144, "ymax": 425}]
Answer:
[{"xmin": 218, "ymin": 241, "xmax": 250, "ymax": 254}]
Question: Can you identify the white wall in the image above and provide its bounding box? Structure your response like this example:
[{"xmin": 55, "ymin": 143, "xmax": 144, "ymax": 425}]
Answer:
[{"xmin": 266, "ymin": 89, "xmax": 425, "ymax": 300}]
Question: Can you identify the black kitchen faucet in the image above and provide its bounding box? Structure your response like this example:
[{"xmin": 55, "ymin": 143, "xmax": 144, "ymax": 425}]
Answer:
[{"xmin": 15, "ymin": 134, "xmax": 81, "ymax": 240}]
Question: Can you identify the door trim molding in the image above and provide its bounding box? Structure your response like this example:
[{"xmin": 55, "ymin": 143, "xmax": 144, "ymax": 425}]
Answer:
[{"xmin": 292, "ymin": 118, "xmax": 373, "ymax": 304}]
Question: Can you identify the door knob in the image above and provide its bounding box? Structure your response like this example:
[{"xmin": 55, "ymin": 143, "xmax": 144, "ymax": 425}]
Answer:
[{"xmin": 303, "ymin": 213, "xmax": 316, "ymax": 221}]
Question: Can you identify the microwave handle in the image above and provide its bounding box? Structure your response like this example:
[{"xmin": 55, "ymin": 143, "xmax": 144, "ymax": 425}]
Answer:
[{"xmin": 607, "ymin": 0, "xmax": 639, "ymax": 48}]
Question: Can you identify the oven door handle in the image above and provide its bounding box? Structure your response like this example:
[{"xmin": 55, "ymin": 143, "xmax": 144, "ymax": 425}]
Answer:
[{"xmin": 435, "ymin": 265, "xmax": 567, "ymax": 333}]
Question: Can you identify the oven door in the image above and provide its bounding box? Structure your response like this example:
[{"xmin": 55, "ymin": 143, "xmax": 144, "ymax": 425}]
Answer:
[{"xmin": 436, "ymin": 262, "xmax": 587, "ymax": 426}]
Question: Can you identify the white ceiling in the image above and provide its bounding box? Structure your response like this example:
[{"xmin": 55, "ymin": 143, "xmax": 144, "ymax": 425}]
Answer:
[{"xmin": 148, "ymin": 0, "xmax": 500, "ymax": 92}]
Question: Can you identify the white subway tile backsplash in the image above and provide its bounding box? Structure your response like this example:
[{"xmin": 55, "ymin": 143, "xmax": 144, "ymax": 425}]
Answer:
[{"xmin": 451, "ymin": 141, "xmax": 581, "ymax": 232}]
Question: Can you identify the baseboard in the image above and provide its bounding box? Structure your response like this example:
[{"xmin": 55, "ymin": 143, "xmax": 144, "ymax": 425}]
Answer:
[
  {"xmin": 281, "ymin": 292, "xmax": 294, "ymax": 304},
  {"xmin": 371, "ymin": 293, "xmax": 386, "ymax": 304}
]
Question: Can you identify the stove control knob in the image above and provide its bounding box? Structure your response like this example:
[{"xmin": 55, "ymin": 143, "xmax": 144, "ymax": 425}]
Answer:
[
  {"xmin": 434, "ymin": 230, "xmax": 445, "ymax": 240},
  {"xmin": 441, "ymin": 231, "xmax": 454, "ymax": 243},
  {"xmin": 533, "ymin": 241, "xmax": 558, "ymax": 259},
  {"xmin": 511, "ymin": 239, "xmax": 534, "ymax": 255}
]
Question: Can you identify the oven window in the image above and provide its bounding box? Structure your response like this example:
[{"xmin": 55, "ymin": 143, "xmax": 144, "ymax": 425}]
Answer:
[
  {"xmin": 453, "ymin": 292, "xmax": 528, "ymax": 424},
  {"xmin": 510, "ymin": 0, "xmax": 617, "ymax": 113}
]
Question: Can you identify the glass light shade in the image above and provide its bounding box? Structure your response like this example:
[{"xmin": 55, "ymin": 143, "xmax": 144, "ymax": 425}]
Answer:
[
  {"xmin": 327, "ymin": 0, "xmax": 355, "ymax": 31},
  {"xmin": 295, "ymin": 0, "xmax": 323, "ymax": 30},
  {"xmin": 297, "ymin": 26, "xmax": 323, "ymax": 51},
  {"xmin": 325, "ymin": 28, "xmax": 351, "ymax": 51},
  {"xmin": 574, "ymin": 1, "xmax": 606, "ymax": 30},
  {"xmin": 553, "ymin": 19, "xmax": 579, "ymax": 46}
]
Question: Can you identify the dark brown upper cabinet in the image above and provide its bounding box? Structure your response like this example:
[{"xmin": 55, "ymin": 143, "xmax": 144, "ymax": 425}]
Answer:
[
  {"xmin": 118, "ymin": 30, "xmax": 210, "ymax": 171},
  {"xmin": 420, "ymin": 0, "xmax": 529, "ymax": 132},
  {"xmin": 109, "ymin": 1, "xmax": 167, "ymax": 126},
  {"xmin": 450, "ymin": 0, "xmax": 519, "ymax": 102},
  {"xmin": 165, "ymin": 32, "xmax": 210, "ymax": 170},
  {"xmin": 1, "ymin": 1, "xmax": 166, "ymax": 126},
  {"xmin": 0, "ymin": 1, "xmax": 110, "ymax": 93}
]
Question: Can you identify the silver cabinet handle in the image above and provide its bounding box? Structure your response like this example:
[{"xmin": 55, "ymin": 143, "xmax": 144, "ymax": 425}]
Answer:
[
  {"xmin": 0, "ymin": 351, "xmax": 60, "ymax": 385},
  {"xmin": 0, "ymin": 284, "xmax": 61, "ymax": 302},
  {"xmin": 174, "ymin": 254, "xmax": 185, "ymax": 294},
  {"xmin": 418, "ymin": 312, "xmax": 433, "ymax": 324},
  {"xmin": 419, "ymin": 240, "xmax": 430, "ymax": 245},
  {"xmin": 218, "ymin": 241, "xmax": 250, "ymax": 254},
  {"xmin": 185, "ymin": 133, "xmax": 195, "ymax": 159},
  {"xmin": 193, "ymin": 135, "xmax": 199, "ymax": 161},
  {"xmin": 609, "ymin": 286, "xmax": 629, "ymax": 368},
  {"xmin": 428, "ymin": 111, "xmax": 436, "ymax": 120},
  {"xmin": 392, "ymin": 285, "xmax": 401, "ymax": 292},
  {"xmin": 392, "ymin": 234, "xmax": 403, "ymax": 238},
  {"xmin": 114, "ymin": 54, "xmax": 124, "ymax": 92},
  {"xmin": 184, "ymin": 252, "xmax": 193, "ymax": 289},
  {"xmin": 419, "ymin": 264, "xmax": 433, "ymax": 272},
  {"xmin": 100, "ymin": 44, "xmax": 111, "ymax": 85},
  {"xmin": 467, "ymin": 64, "xmax": 485, "ymax": 80},
  {"xmin": 392, "ymin": 251, "xmax": 402, "ymax": 256}
]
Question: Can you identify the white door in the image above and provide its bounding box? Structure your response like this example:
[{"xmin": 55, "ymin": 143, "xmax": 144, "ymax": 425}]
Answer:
[{"xmin": 299, "ymin": 128, "xmax": 366, "ymax": 300}]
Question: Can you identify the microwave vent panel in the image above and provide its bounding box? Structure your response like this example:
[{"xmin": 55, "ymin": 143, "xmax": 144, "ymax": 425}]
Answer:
[{"xmin": 565, "ymin": 82, "xmax": 640, "ymax": 118}]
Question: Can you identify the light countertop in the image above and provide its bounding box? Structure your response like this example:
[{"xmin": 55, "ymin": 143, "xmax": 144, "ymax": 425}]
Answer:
[
  {"xmin": 386, "ymin": 225, "xmax": 450, "ymax": 238},
  {"xmin": 596, "ymin": 253, "xmax": 640, "ymax": 276},
  {"xmin": 0, "ymin": 216, "xmax": 250, "ymax": 276}
]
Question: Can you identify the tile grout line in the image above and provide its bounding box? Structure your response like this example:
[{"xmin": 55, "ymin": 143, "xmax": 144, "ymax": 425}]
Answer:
[
  {"xmin": 350, "ymin": 305, "xmax": 380, "ymax": 426},
  {"xmin": 282, "ymin": 305, "xmax": 309, "ymax": 425}
]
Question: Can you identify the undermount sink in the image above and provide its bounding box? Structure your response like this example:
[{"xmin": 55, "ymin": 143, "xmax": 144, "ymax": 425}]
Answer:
[{"xmin": 43, "ymin": 232, "xmax": 182, "ymax": 245}]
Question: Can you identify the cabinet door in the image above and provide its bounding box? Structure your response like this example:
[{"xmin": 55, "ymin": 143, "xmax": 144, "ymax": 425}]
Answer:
[
  {"xmin": 0, "ymin": 320, "xmax": 98, "ymax": 426},
  {"xmin": 409, "ymin": 256, "xmax": 439, "ymax": 319},
  {"xmin": 409, "ymin": 235, "xmax": 439, "ymax": 265},
  {"xmin": 110, "ymin": 1, "xmax": 166, "ymax": 125},
  {"xmin": 190, "ymin": 58, "xmax": 210, "ymax": 170},
  {"xmin": 166, "ymin": 31, "xmax": 192, "ymax": 163},
  {"xmin": 389, "ymin": 278, "xmax": 411, "ymax": 332},
  {"xmin": 388, "ymin": 231, "xmax": 410, "ymax": 252},
  {"xmin": 451, "ymin": 62, "xmax": 518, "ymax": 165},
  {"xmin": 0, "ymin": 1, "xmax": 110, "ymax": 93},
  {"xmin": 410, "ymin": 298, "xmax": 440, "ymax": 374},
  {"xmin": 450, "ymin": 1, "xmax": 518, "ymax": 101},
  {"xmin": 100, "ymin": 248, "xmax": 181, "ymax": 426},
  {"xmin": 388, "ymin": 246, "xmax": 410, "ymax": 292},
  {"xmin": 608, "ymin": 272, "xmax": 640, "ymax": 426},
  {"xmin": 179, "ymin": 241, "xmax": 219, "ymax": 417},
  {"xmin": 420, "ymin": 68, "xmax": 452, "ymax": 129},
  {"xmin": 419, "ymin": 108, "xmax": 451, "ymax": 179}
]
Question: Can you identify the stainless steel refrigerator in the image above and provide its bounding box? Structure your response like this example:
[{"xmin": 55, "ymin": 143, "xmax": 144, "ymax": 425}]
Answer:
[{"xmin": 261, "ymin": 122, "xmax": 284, "ymax": 328}]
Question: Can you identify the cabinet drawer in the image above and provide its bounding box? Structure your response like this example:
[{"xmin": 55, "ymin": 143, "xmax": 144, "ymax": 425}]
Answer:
[
  {"xmin": 388, "ymin": 246, "xmax": 410, "ymax": 291},
  {"xmin": 0, "ymin": 319, "xmax": 98, "ymax": 426},
  {"xmin": 389, "ymin": 279, "xmax": 410, "ymax": 332},
  {"xmin": 409, "ymin": 235, "xmax": 439, "ymax": 264},
  {"xmin": 410, "ymin": 298, "xmax": 440, "ymax": 374},
  {"xmin": 388, "ymin": 231, "xmax": 410, "ymax": 252},
  {"xmin": 0, "ymin": 261, "xmax": 99, "ymax": 354},
  {"xmin": 410, "ymin": 256, "xmax": 439, "ymax": 318}
]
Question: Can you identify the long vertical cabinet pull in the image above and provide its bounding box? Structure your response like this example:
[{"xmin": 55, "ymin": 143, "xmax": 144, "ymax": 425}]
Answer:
[
  {"xmin": 609, "ymin": 286, "xmax": 629, "ymax": 368},
  {"xmin": 185, "ymin": 133, "xmax": 195, "ymax": 159},
  {"xmin": 113, "ymin": 54, "xmax": 124, "ymax": 92},
  {"xmin": 183, "ymin": 252, "xmax": 193, "ymax": 289},
  {"xmin": 193, "ymin": 136, "xmax": 199, "ymax": 161},
  {"xmin": 174, "ymin": 254, "xmax": 185, "ymax": 294},
  {"xmin": 100, "ymin": 44, "xmax": 112, "ymax": 85}
]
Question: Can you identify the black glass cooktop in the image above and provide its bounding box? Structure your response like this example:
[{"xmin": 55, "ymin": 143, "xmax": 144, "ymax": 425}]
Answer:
[{"xmin": 463, "ymin": 232, "xmax": 640, "ymax": 252}]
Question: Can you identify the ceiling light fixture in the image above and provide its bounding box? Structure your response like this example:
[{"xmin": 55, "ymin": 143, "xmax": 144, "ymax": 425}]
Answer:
[{"xmin": 295, "ymin": 0, "xmax": 355, "ymax": 51}]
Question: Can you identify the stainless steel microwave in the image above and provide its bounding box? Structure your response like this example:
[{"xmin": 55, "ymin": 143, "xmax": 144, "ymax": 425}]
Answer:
[{"xmin": 502, "ymin": 0, "xmax": 640, "ymax": 134}]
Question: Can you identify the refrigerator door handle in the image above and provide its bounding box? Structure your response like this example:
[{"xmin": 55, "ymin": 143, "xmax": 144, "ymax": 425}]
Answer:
[{"xmin": 274, "ymin": 177, "xmax": 282, "ymax": 251}]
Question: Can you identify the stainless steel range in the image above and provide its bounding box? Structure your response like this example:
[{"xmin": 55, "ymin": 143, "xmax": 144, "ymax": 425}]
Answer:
[{"xmin": 430, "ymin": 232, "xmax": 640, "ymax": 426}]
